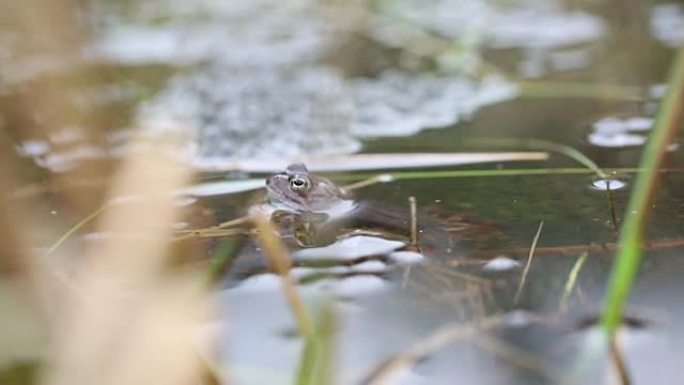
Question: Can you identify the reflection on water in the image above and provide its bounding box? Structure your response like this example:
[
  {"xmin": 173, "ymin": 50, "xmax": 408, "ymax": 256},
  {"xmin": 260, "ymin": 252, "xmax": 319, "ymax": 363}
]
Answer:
[{"xmin": 590, "ymin": 178, "xmax": 627, "ymax": 191}]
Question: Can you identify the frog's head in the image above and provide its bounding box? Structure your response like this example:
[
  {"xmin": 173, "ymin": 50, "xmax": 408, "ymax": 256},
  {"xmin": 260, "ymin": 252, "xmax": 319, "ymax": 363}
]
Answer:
[{"xmin": 265, "ymin": 163, "xmax": 343, "ymax": 213}]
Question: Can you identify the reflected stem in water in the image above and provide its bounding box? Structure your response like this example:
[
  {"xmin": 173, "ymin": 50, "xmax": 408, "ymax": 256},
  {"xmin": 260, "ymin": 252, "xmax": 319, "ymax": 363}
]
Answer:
[
  {"xmin": 473, "ymin": 334, "xmax": 561, "ymax": 382},
  {"xmin": 362, "ymin": 316, "xmax": 505, "ymax": 385},
  {"xmin": 609, "ymin": 338, "xmax": 632, "ymax": 385},
  {"xmin": 603, "ymin": 179, "xmax": 620, "ymax": 233}
]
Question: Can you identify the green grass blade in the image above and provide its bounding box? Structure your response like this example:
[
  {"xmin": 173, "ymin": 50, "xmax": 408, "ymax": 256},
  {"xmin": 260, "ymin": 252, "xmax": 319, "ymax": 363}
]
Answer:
[
  {"xmin": 204, "ymin": 237, "xmax": 243, "ymax": 286},
  {"xmin": 601, "ymin": 49, "xmax": 684, "ymax": 337},
  {"xmin": 560, "ymin": 252, "xmax": 589, "ymax": 309},
  {"xmin": 465, "ymin": 138, "xmax": 607, "ymax": 178},
  {"xmin": 296, "ymin": 303, "xmax": 335, "ymax": 385}
]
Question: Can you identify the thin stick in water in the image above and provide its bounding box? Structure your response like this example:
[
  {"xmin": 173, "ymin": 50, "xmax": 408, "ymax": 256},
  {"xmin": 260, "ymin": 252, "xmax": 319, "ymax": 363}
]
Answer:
[
  {"xmin": 514, "ymin": 221, "xmax": 544, "ymax": 304},
  {"xmin": 409, "ymin": 196, "xmax": 418, "ymax": 248},
  {"xmin": 341, "ymin": 174, "xmax": 394, "ymax": 193}
]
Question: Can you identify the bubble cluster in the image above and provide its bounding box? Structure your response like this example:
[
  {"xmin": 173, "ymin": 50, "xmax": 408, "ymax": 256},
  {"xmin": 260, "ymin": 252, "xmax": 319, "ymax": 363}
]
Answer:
[
  {"xmin": 351, "ymin": 71, "xmax": 516, "ymax": 137},
  {"xmin": 137, "ymin": 66, "xmax": 359, "ymax": 167}
]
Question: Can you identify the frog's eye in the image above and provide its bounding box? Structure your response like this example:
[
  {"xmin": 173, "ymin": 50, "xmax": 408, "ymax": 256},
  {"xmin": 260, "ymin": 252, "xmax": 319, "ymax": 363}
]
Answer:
[{"xmin": 289, "ymin": 175, "xmax": 311, "ymax": 192}]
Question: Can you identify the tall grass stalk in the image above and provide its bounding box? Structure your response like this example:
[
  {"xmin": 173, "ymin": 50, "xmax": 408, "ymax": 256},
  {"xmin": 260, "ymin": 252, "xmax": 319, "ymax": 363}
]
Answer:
[
  {"xmin": 601, "ymin": 49, "xmax": 684, "ymax": 337},
  {"xmin": 465, "ymin": 138, "xmax": 607, "ymax": 178}
]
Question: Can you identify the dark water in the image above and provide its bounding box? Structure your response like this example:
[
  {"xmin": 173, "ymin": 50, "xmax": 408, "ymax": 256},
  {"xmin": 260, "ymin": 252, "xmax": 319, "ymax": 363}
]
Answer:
[{"xmin": 2, "ymin": 0, "xmax": 684, "ymax": 384}]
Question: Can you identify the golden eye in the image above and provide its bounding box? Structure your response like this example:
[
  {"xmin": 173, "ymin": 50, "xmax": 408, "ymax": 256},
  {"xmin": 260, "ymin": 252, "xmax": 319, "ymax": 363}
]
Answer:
[{"xmin": 289, "ymin": 175, "xmax": 311, "ymax": 192}]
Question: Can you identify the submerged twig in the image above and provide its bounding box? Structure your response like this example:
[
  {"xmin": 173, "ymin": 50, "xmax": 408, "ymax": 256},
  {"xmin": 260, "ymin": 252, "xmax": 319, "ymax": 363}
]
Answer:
[
  {"xmin": 514, "ymin": 221, "xmax": 544, "ymax": 304},
  {"xmin": 362, "ymin": 316, "xmax": 504, "ymax": 385},
  {"xmin": 473, "ymin": 334, "xmax": 561, "ymax": 381},
  {"xmin": 474, "ymin": 237, "xmax": 684, "ymax": 259}
]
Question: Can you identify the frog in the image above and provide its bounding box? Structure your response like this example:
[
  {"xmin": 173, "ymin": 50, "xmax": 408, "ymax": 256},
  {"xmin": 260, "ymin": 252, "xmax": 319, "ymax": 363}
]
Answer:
[
  {"xmin": 264, "ymin": 163, "xmax": 355, "ymax": 217},
  {"xmin": 258, "ymin": 163, "xmax": 422, "ymax": 249}
]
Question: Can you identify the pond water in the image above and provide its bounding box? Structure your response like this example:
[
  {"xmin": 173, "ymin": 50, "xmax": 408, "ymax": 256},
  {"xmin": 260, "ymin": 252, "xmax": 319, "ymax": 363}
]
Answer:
[{"xmin": 2, "ymin": 0, "xmax": 684, "ymax": 384}]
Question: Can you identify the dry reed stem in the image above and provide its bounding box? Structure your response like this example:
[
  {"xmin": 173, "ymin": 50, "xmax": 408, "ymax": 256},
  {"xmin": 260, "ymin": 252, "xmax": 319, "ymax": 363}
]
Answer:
[
  {"xmin": 341, "ymin": 174, "xmax": 394, "ymax": 192},
  {"xmin": 42, "ymin": 142, "xmax": 212, "ymax": 385},
  {"xmin": 251, "ymin": 214, "xmax": 313, "ymax": 338},
  {"xmin": 408, "ymin": 196, "xmax": 418, "ymax": 248}
]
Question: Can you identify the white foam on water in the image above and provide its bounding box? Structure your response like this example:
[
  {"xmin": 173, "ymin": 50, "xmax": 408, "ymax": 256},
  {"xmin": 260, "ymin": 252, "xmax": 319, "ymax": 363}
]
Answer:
[
  {"xmin": 482, "ymin": 256, "xmax": 521, "ymax": 272},
  {"xmin": 651, "ymin": 4, "xmax": 684, "ymax": 48},
  {"xmin": 350, "ymin": 260, "xmax": 388, "ymax": 274},
  {"xmin": 388, "ymin": 250, "xmax": 425, "ymax": 264},
  {"xmin": 588, "ymin": 132, "xmax": 647, "ymax": 148},
  {"xmin": 232, "ymin": 273, "xmax": 281, "ymax": 292},
  {"xmin": 293, "ymin": 236, "xmax": 406, "ymax": 261},
  {"xmin": 313, "ymin": 275, "xmax": 389, "ymax": 298},
  {"xmin": 588, "ymin": 116, "xmax": 655, "ymax": 148}
]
